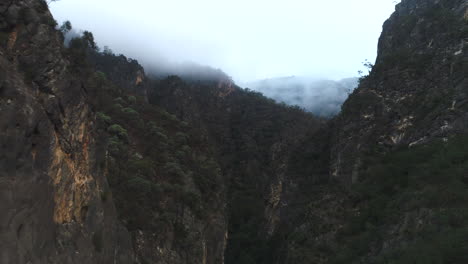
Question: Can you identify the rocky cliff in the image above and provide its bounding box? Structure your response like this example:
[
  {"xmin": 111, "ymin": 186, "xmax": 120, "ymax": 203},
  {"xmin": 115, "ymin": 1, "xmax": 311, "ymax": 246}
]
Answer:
[
  {"xmin": 279, "ymin": 0, "xmax": 468, "ymax": 263},
  {"xmin": 0, "ymin": 0, "xmax": 134, "ymax": 263},
  {"xmin": 332, "ymin": 0, "xmax": 468, "ymax": 185}
]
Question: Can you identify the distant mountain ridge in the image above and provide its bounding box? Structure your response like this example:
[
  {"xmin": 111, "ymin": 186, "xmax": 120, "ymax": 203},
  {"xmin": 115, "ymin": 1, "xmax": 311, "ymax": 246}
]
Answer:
[
  {"xmin": 147, "ymin": 61, "xmax": 233, "ymax": 84},
  {"xmin": 243, "ymin": 76, "xmax": 359, "ymax": 117}
]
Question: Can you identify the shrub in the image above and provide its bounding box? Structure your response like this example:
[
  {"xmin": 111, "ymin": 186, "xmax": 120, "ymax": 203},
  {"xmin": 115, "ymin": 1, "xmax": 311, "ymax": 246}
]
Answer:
[
  {"xmin": 127, "ymin": 96, "xmax": 137, "ymax": 104},
  {"xmin": 107, "ymin": 124, "xmax": 128, "ymax": 140},
  {"xmin": 163, "ymin": 162, "xmax": 186, "ymax": 184},
  {"xmin": 114, "ymin": 97, "xmax": 126, "ymax": 105},
  {"xmin": 175, "ymin": 132, "xmax": 188, "ymax": 144},
  {"xmin": 127, "ymin": 176, "xmax": 153, "ymax": 195},
  {"xmin": 112, "ymin": 103, "xmax": 123, "ymax": 112},
  {"xmin": 95, "ymin": 71, "xmax": 107, "ymax": 82},
  {"xmin": 181, "ymin": 189, "xmax": 201, "ymax": 210},
  {"xmin": 96, "ymin": 112, "xmax": 111, "ymax": 124},
  {"xmin": 122, "ymin": 107, "xmax": 139, "ymax": 119},
  {"xmin": 40, "ymin": 15, "xmax": 57, "ymax": 27},
  {"xmin": 334, "ymin": 135, "xmax": 468, "ymax": 263},
  {"xmin": 128, "ymin": 158, "xmax": 154, "ymax": 177},
  {"xmin": 108, "ymin": 136, "xmax": 127, "ymax": 156},
  {"xmin": 37, "ymin": 0, "xmax": 48, "ymax": 13}
]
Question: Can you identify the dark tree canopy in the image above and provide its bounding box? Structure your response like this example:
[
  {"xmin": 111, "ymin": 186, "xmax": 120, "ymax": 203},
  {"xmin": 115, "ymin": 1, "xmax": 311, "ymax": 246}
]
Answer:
[{"xmin": 60, "ymin": 20, "xmax": 72, "ymax": 34}]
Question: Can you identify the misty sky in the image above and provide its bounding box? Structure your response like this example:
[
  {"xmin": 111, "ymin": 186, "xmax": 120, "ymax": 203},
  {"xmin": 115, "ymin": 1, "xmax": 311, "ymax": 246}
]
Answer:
[{"xmin": 50, "ymin": 0, "xmax": 400, "ymax": 83}]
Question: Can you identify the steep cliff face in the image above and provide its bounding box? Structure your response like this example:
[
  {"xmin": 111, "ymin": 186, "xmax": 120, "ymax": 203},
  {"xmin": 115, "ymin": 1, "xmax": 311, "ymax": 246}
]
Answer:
[
  {"xmin": 0, "ymin": 0, "xmax": 134, "ymax": 262},
  {"xmin": 332, "ymin": 0, "xmax": 468, "ymax": 184},
  {"xmin": 279, "ymin": 0, "xmax": 468, "ymax": 263},
  {"xmin": 317, "ymin": 0, "xmax": 468, "ymax": 262}
]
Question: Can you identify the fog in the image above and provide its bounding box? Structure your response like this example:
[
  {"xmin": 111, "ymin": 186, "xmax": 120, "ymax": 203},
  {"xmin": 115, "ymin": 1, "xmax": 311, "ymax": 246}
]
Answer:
[
  {"xmin": 244, "ymin": 76, "xmax": 359, "ymax": 117},
  {"xmin": 50, "ymin": 0, "xmax": 399, "ymax": 84}
]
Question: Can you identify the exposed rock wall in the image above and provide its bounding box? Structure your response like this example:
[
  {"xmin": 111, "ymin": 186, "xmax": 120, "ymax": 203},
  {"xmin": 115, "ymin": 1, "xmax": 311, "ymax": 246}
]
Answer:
[
  {"xmin": 0, "ymin": 0, "xmax": 134, "ymax": 263},
  {"xmin": 331, "ymin": 0, "xmax": 468, "ymax": 184}
]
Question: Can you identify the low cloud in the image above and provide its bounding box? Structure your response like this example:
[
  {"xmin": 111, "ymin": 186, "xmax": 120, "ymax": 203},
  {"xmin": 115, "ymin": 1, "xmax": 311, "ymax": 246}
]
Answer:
[{"xmin": 243, "ymin": 76, "xmax": 359, "ymax": 117}]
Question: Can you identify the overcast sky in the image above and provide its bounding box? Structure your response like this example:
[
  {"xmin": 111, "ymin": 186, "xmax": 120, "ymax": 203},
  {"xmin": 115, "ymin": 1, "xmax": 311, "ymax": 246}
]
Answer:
[{"xmin": 50, "ymin": 0, "xmax": 399, "ymax": 83}]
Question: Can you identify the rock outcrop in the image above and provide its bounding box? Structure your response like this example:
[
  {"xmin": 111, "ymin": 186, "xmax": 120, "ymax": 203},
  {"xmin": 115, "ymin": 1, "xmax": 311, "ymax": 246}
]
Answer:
[
  {"xmin": 0, "ymin": 0, "xmax": 134, "ymax": 263},
  {"xmin": 331, "ymin": 0, "xmax": 468, "ymax": 184}
]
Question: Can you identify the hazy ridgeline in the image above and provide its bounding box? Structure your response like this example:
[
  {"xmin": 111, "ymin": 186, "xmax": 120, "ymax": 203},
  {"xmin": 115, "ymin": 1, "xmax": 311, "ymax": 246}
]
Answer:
[
  {"xmin": 63, "ymin": 26, "xmax": 357, "ymax": 118},
  {"xmin": 243, "ymin": 76, "xmax": 358, "ymax": 117}
]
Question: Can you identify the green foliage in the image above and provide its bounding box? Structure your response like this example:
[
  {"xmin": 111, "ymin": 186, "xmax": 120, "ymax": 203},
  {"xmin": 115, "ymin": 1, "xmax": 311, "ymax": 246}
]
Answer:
[
  {"xmin": 128, "ymin": 158, "xmax": 154, "ymax": 177},
  {"xmin": 67, "ymin": 37, "xmax": 88, "ymax": 67},
  {"xmin": 193, "ymin": 156, "xmax": 221, "ymax": 195},
  {"xmin": 82, "ymin": 31, "xmax": 97, "ymax": 50},
  {"xmin": 146, "ymin": 122, "xmax": 168, "ymax": 141},
  {"xmin": 60, "ymin": 20, "xmax": 72, "ymax": 34},
  {"xmin": 127, "ymin": 96, "xmax": 137, "ymax": 104},
  {"xmin": 127, "ymin": 176, "xmax": 153, "ymax": 196},
  {"xmin": 225, "ymin": 187, "xmax": 269, "ymax": 264},
  {"xmin": 174, "ymin": 132, "xmax": 188, "ymax": 145},
  {"xmin": 180, "ymin": 189, "xmax": 202, "ymax": 212},
  {"xmin": 89, "ymin": 71, "xmax": 222, "ymax": 234},
  {"xmin": 160, "ymin": 110, "xmax": 178, "ymax": 122},
  {"xmin": 108, "ymin": 136, "xmax": 127, "ymax": 157},
  {"xmin": 112, "ymin": 103, "xmax": 123, "ymax": 111},
  {"xmin": 122, "ymin": 107, "xmax": 139, "ymax": 119},
  {"xmin": 163, "ymin": 162, "xmax": 187, "ymax": 184},
  {"xmin": 95, "ymin": 71, "xmax": 107, "ymax": 83},
  {"xmin": 374, "ymin": 228, "xmax": 468, "ymax": 264},
  {"xmin": 147, "ymin": 73, "xmax": 317, "ymax": 264},
  {"xmin": 107, "ymin": 124, "xmax": 128, "ymax": 140},
  {"xmin": 103, "ymin": 46, "xmax": 114, "ymax": 55},
  {"xmin": 40, "ymin": 15, "xmax": 57, "ymax": 27},
  {"xmin": 331, "ymin": 135, "xmax": 468, "ymax": 263},
  {"xmin": 37, "ymin": 0, "xmax": 49, "ymax": 13},
  {"xmin": 96, "ymin": 112, "xmax": 111, "ymax": 124},
  {"xmin": 114, "ymin": 97, "xmax": 126, "ymax": 106},
  {"xmin": 66, "ymin": 30, "xmax": 100, "ymax": 67},
  {"xmin": 342, "ymin": 91, "xmax": 381, "ymax": 117},
  {"xmin": 89, "ymin": 47, "xmax": 316, "ymax": 260}
]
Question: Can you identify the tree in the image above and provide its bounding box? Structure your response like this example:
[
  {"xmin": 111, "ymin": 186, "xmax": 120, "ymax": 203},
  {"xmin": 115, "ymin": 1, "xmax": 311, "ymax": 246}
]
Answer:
[
  {"xmin": 83, "ymin": 31, "xmax": 98, "ymax": 50},
  {"xmin": 60, "ymin": 21, "xmax": 72, "ymax": 34},
  {"xmin": 47, "ymin": 0, "xmax": 60, "ymax": 5},
  {"xmin": 103, "ymin": 46, "xmax": 114, "ymax": 55}
]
